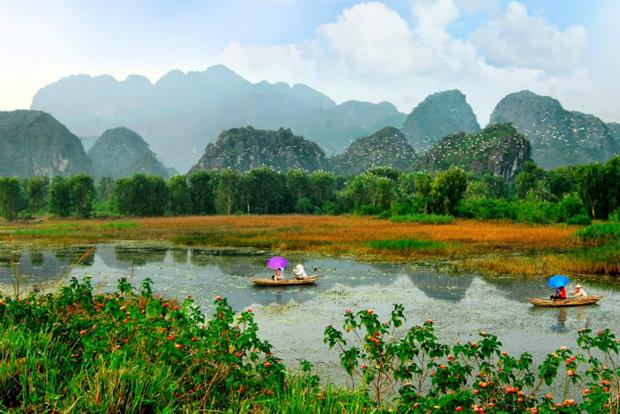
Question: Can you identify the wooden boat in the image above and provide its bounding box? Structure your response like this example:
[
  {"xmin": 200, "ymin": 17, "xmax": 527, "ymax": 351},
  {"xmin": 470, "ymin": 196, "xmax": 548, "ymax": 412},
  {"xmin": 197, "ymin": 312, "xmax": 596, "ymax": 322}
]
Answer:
[
  {"xmin": 250, "ymin": 276, "xmax": 318, "ymax": 286},
  {"xmin": 528, "ymin": 295, "xmax": 601, "ymax": 307}
]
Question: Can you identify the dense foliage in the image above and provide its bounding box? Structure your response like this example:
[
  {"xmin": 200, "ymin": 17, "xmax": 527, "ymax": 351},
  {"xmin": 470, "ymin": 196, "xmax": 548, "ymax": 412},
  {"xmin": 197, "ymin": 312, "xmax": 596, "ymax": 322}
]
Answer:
[
  {"xmin": 1, "ymin": 279, "xmax": 618, "ymax": 412},
  {"xmin": 1, "ymin": 156, "xmax": 620, "ymax": 225}
]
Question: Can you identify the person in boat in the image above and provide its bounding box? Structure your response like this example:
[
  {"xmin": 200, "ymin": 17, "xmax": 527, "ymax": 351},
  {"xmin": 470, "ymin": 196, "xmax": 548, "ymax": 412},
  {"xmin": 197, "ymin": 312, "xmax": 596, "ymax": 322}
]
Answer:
[
  {"xmin": 550, "ymin": 286, "xmax": 567, "ymax": 300},
  {"xmin": 292, "ymin": 264, "xmax": 308, "ymax": 279},
  {"xmin": 272, "ymin": 267, "xmax": 284, "ymax": 281},
  {"xmin": 572, "ymin": 284, "xmax": 588, "ymax": 298}
]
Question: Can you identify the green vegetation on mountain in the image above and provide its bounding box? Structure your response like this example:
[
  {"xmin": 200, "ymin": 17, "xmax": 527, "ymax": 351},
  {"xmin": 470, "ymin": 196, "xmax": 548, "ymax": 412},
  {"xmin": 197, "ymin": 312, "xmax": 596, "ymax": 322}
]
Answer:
[
  {"xmin": 0, "ymin": 110, "xmax": 93, "ymax": 178},
  {"xmin": 490, "ymin": 90, "xmax": 619, "ymax": 169},
  {"xmin": 414, "ymin": 124, "xmax": 530, "ymax": 181},
  {"xmin": 87, "ymin": 127, "xmax": 169, "ymax": 179},
  {"xmin": 401, "ymin": 90, "xmax": 481, "ymax": 153},
  {"xmin": 329, "ymin": 127, "xmax": 416, "ymax": 175},
  {"xmin": 189, "ymin": 127, "xmax": 327, "ymax": 173}
]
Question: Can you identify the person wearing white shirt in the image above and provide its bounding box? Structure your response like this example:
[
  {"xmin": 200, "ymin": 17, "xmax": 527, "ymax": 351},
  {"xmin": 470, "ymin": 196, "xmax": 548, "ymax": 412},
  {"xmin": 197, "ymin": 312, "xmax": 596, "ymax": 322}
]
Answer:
[
  {"xmin": 292, "ymin": 264, "xmax": 308, "ymax": 279},
  {"xmin": 572, "ymin": 284, "xmax": 588, "ymax": 298}
]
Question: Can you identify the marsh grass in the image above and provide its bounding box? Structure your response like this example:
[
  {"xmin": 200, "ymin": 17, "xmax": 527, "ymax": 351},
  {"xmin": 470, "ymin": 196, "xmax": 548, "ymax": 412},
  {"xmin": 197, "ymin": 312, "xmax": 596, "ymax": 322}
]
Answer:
[
  {"xmin": 369, "ymin": 238, "xmax": 447, "ymax": 251},
  {"xmin": 390, "ymin": 214, "xmax": 454, "ymax": 225}
]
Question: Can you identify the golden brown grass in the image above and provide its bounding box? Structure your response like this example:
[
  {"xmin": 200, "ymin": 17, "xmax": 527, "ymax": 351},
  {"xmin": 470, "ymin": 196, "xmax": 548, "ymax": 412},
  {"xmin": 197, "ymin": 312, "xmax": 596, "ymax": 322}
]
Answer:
[{"xmin": 3, "ymin": 215, "xmax": 608, "ymax": 275}]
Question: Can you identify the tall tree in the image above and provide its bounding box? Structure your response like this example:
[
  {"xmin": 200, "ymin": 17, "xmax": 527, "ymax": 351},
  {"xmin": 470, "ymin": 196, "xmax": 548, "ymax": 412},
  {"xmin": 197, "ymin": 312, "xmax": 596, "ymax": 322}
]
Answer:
[
  {"xmin": 188, "ymin": 171, "xmax": 215, "ymax": 215},
  {"xmin": 25, "ymin": 176, "xmax": 50, "ymax": 213},
  {"xmin": 168, "ymin": 175, "xmax": 191, "ymax": 215},
  {"xmin": 49, "ymin": 176, "xmax": 73, "ymax": 217},
  {"xmin": 429, "ymin": 167, "xmax": 468, "ymax": 215},
  {"xmin": 0, "ymin": 177, "xmax": 23, "ymax": 220},
  {"xmin": 69, "ymin": 175, "xmax": 95, "ymax": 218},
  {"xmin": 214, "ymin": 169, "xmax": 240, "ymax": 215}
]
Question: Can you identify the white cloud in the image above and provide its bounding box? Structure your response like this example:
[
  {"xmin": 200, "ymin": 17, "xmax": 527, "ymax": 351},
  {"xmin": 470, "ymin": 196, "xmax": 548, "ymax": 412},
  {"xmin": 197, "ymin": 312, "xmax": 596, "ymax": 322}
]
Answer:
[
  {"xmin": 219, "ymin": 0, "xmax": 612, "ymax": 124},
  {"xmin": 470, "ymin": 1, "xmax": 587, "ymax": 72}
]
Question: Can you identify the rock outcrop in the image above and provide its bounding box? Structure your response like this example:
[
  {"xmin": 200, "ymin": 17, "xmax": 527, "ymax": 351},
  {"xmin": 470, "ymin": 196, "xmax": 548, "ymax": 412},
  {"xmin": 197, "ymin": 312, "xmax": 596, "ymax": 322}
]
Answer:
[
  {"xmin": 189, "ymin": 127, "xmax": 327, "ymax": 173},
  {"xmin": 414, "ymin": 124, "xmax": 530, "ymax": 181},
  {"xmin": 329, "ymin": 127, "xmax": 416, "ymax": 175},
  {"xmin": 0, "ymin": 110, "xmax": 93, "ymax": 178},
  {"xmin": 490, "ymin": 91, "xmax": 619, "ymax": 169},
  {"xmin": 401, "ymin": 90, "xmax": 481, "ymax": 153},
  {"xmin": 87, "ymin": 127, "xmax": 169, "ymax": 179}
]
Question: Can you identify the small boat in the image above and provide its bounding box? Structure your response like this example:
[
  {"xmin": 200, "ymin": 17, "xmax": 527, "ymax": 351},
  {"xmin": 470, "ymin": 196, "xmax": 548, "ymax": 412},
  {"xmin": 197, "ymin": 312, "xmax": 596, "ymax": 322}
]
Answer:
[
  {"xmin": 250, "ymin": 276, "xmax": 318, "ymax": 286},
  {"xmin": 528, "ymin": 295, "xmax": 601, "ymax": 307}
]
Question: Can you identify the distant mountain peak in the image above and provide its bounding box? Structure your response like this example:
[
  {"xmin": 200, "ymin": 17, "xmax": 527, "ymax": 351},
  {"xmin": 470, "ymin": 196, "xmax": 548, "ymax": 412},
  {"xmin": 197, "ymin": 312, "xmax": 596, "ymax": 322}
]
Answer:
[
  {"xmin": 87, "ymin": 127, "xmax": 169, "ymax": 179},
  {"xmin": 402, "ymin": 89, "xmax": 481, "ymax": 153},
  {"xmin": 490, "ymin": 90, "xmax": 619, "ymax": 168}
]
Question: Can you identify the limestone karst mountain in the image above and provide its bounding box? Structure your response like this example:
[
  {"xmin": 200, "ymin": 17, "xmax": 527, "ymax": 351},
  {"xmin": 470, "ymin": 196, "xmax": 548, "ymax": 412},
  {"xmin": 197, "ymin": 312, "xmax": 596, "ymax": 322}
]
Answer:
[
  {"xmin": 329, "ymin": 127, "xmax": 416, "ymax": 175},
  {"xmin": 32, "ymin": 65, "xmax": 402, "ymax": 171},
  {"xmin": 401, "ymin": 90, "xmax": 481, "ymax": 154},
  {"xmin": 490, "ymin": 90, "xmax": 619, "ymax": 169},
  {"xmin": 0, "ymin": 110, "xmax": 93, "ymax": 178},
  {"xmin": 414, "ymin": 124, "xmax": 530, "ymax": 181},
  {"xmin": 189, "ymin": 127, "xmax": 327, "ymax": 173},
  {"xmin": 87, "ymin": 127, "xmax": 170, "ymax": 179}
]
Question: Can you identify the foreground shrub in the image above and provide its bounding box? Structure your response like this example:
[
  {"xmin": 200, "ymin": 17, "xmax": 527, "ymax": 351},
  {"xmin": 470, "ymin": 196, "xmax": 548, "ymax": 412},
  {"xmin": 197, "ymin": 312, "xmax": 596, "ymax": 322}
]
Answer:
[
  {"xmin": 326, "ymin": 304, "xmax": 620, "ymax": 413},
  {"xmin": 0, "ymin": 278, "xmax": 285, "ymax": 412}
]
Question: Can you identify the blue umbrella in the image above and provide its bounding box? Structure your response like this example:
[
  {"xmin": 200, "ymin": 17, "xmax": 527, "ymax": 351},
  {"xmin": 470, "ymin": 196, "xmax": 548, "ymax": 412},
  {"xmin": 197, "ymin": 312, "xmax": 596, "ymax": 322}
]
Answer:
[{"xmin": 547, "ymin": 274, "xmax": 570, "ymax": 288}]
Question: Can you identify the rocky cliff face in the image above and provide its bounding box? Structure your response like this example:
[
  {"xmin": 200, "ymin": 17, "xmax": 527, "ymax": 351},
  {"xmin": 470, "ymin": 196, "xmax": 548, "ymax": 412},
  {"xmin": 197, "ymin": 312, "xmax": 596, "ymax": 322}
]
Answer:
[
  {"xmin": 329, "ymin": 127, "xmax": 416, "ymax": 175},
  {"xmin": 87, "ymin": 127, "xmax": 169, "ymax": 179},
  {"xmin": 490, "ymin": 91, "xmax": 619, "ymax": 169},
  {"xmin": 414, "ymin": 124, "xmax": 530, "ymax": 181},
  {"xmin": 0, "ymin": 110, "xmax": 93, "ymax": 178},
  {"xmin": 608, "ymin": 122, "xmax": 620, "ymax": 147},
  {"xmin": 401, "ymin": 90, "xmax": 481, "ymax": 154},
  {"xmin": 189, "ymin": 127, "xmax": 327, "ymax": 173}
]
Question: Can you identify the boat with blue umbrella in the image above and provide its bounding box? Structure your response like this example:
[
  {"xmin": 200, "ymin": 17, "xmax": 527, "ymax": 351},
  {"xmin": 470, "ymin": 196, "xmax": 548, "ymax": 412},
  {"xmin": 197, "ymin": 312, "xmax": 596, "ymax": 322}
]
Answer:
[{"xmin": 528, "ymin": 275, "xmax": 601, "ymax": 307}]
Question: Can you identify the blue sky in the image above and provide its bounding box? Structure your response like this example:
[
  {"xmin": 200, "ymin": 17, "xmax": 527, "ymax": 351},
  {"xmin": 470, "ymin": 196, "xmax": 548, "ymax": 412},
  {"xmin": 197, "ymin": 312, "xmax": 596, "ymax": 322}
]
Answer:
[{"xmin": 1, "ymin": 0, "xmax": 618, "ymax": 122}]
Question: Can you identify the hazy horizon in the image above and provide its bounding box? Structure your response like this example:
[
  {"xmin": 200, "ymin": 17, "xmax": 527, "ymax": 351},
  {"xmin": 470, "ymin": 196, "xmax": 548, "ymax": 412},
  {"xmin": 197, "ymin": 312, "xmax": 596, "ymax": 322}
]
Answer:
[{"xmin": 2, "ymin": 0, "xmax": 619, "ymax": 124}]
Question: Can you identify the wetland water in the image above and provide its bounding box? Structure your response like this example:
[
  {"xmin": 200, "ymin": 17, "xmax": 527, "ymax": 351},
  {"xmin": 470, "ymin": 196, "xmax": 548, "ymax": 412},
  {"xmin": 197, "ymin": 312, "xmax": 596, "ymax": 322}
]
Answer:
[{"xmin": 2, "ymin": 244, "xmax": 620, "ymax": 378}]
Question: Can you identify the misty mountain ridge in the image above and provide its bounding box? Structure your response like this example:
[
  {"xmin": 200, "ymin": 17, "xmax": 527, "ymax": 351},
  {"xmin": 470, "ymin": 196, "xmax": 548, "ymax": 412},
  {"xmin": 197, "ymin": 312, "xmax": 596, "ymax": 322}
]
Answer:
[{"xmin": 32, "ymin": 65, "xmax": 404, "ymax": 171}]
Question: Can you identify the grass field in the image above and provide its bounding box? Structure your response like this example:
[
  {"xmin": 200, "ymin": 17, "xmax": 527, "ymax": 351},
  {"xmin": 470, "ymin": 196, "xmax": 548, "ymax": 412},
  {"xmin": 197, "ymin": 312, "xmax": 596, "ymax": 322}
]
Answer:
[{"xmin": 1, "ymin": 215, "xmax": 617, "ymax": 275}]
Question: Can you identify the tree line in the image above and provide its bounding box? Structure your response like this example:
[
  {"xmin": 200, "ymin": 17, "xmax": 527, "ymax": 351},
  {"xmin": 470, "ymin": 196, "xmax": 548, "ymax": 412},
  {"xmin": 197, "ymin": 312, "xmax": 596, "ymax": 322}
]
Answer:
[{"xmin": 0, "ymin": 156, "xmax": 619, "ymax": 223}]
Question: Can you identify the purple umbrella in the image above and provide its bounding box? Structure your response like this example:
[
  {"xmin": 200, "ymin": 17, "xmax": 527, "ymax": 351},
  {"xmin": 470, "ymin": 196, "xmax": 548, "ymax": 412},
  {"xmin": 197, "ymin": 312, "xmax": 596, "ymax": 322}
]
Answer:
[{"xmin": 267, "ymin": 256, "xmax": 288, "ymax": 270}]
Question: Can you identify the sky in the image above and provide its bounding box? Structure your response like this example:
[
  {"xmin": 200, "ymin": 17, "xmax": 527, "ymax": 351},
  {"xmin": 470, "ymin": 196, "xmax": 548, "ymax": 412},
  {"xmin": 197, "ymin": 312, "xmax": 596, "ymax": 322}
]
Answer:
[{"xmin": 1, "ymin": 0, "xmax": 619, "ymax": 124}]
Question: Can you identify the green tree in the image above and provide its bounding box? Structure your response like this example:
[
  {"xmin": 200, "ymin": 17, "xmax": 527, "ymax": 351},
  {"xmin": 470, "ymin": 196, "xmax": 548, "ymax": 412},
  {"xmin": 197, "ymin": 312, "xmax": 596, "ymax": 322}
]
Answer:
[
  {"xmin": 0, "ymin": 177, "xmax": 23, "ymax": 220},
  {"xmin": 429, "ymin": 167, "xmax": 468, "ymax": 215},
  {"xmin": 97, "ymin": 177, "xmax": 115, "ymax": 204},
  {"xmin": 515, "ymin": 161, "xmax": 547, "ymax": 199},
  {"xmin": 69, "ymin": 175, "xmax": 95, "ymax": 218},
  {"xmin": 577, "ymin": 163, "xmax": 608, "ymax": 219},
  {"xmin": 309, "ymin": 171, "xmax": 337, "ymax": 208},
  {"xmin": 49, "ymin": 176, "xmax": 73, "ymax": 217},
  {"xmin": 168, "ymin": 175, "xmax": 191, "ymax": 215},
  {"xmin": 246, "ymin": 166, "xmax": 285, "ymax": 214},
  {"xmin": 188, "ymin": 171, "xmax": 215, "ymax": 215},
  {"xmin": 214, "ymin": 169, "xmax": 241, "ymax": 215},
  {"xmin": 145, "ymin": 176, "xmax": 168, "ymax": 216},
  {"xmin": 25, "ymin": 176, "xmax": 49, "ymax": 213},
  {"xmin": 286, "ymin": 168, "xmax": 310, "ymax": 213}
]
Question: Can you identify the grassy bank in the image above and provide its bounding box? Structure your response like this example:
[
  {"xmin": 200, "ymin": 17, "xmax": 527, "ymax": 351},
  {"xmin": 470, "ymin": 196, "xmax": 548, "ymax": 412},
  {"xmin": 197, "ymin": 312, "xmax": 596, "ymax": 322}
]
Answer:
[
  {"xmin": 2, "ymin": 215, "xmax": 618, "ymax": 276},
  {"xmin": 1, "ymin": 278, "xmax": 618, "ymax": 413}
]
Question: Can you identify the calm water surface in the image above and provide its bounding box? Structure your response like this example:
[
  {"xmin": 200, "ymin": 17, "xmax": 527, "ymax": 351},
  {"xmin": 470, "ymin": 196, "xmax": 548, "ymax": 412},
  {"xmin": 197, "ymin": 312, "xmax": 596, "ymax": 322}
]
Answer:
[{"xmin": 2, "ymin": 244, "xmax": 619, "ymax": 378}]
